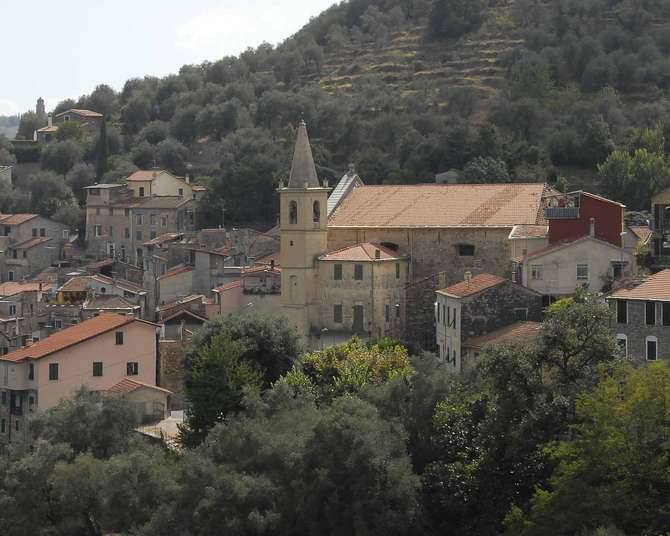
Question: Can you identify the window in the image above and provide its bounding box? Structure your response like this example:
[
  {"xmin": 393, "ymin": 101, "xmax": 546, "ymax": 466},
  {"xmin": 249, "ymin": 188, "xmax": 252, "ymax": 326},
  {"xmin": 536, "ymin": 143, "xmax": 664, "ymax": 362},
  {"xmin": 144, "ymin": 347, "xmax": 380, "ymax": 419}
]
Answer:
[
  {"xmin": 62, "ymin": 229, "xmax": 69, "ymax": 239},
  {"xmin": 577, "ymin": 263, "xmax": 589, "ymax": 281},
  {"xmin": 96, "ymin": 207, "xmax": 100, "ymax": 216},
  {"xmin": 437, "ymin": 302, "xmax": 440, "ymax": 322},
  {"xmin": 646, "ymin": 336, "xmax": 658, "ymax": 361},
  {"xmin": 108, "ymin": 207, "xmax": 113, "ymax": 216},
  {"xmin": 1, "ymin": 392, "xmax": 5, "ymax": 405},
  {"xmin": 8, "ymin": 305, "xmax": 16, "ymax": 316},
  {"xmin": 95, "ymin": 225, "xmax": 102, "ymax": 237},
  {"xmin": 126, "ymin": 362, "xmax": 139, "ymax": 376},
  {"xmin": 334, "ymin": 264, "xmax": 343, "ymax": 281},
  {"xmin": 93, "ymin": 362, "xmax": 103, "ymax": 377},
  {"xmin": 136, "ymin": 230, "xmax": 143, "ymax": 241},
  {"xmin": 313, "ymin": 200, "xmax": 320, "ymax": 223},
  {"xmin": 54, "ymin": 319, "xmax": 63, "ymax": 329},
  {"xmin": 334, "ymin": 304, "xmax": 343, "ymax": 323},
  {"xmin": 150, "ymin": 214, "xmax": 157, "ymax": 226},
  {"xmin": 663, "ymin": 302, "xmax": 670, "ymax": 326},
  {"xmin": 7, "ymin": 271, "xmax": 14, "ymax": 282},
  {"xmin": 354, "ymin": 264, "xmax": 363, "ymax": 280},
  {"xmin": 115, "ymin": 331, "xmax": 124, "ymax": 345},
  {"xmin": 616, "ymin": 334, "xmax": 628, "ymax": 358},
  {"xmin": 396, "ymin": 263, "xmax": 401, "ymax": 279},
  {"xmin": 0, "ymin": 419, "xmax": 4, "ymax": 433},
  {"xmin": 289, "ymin": 201, "xmax": 298, "ymax": 224},
  {"xmin": 531, "ymin": 264, "xmax": 543, "ymax": 281},
  {"xmin": 385, "ymin": 304, "xmax": 390, "ymax": 323},
  {"xmin": 161, "ymin": 216, "xmax": 168, "ymax": 227},
  {"xmin": 396, "ymin": 303, "xmax": 401, "ymax": 318},
  {"xmin": 458, "ymin": 244, "xmax": 475, "ymax": 256},
  {"xmin": 617, "ymin": 300, "xmax": 627, "ymax": 324},
  {"xmin": 139, "ymin": 186, "xmax": 145, "ymax": 197},
  {"xmin": 150, "ymin": 231, "xmax": 157, "ymax": 240},
  {"xmin": 31, "ymin": 228, "xmax": 37, "ymax": 237},
  {"xmin": 125, "ymin": 208, "xmax": 130, "ymax": 216},
  {"xmin": 514, "ymin": 308, "xmax": 528, "ymax": 321},
  {"xmin": 22, "ymin": 250, "xmax": 26, "ymax": 259},
  {"xmin": 28, "ymin": 363, "xmax": 34, "ymax": 380},
  {"xmin": 39, "ymin": 228, "xmax": 45, "ymax": 237},
  {"xmin": 107, "ymin": 226, "xmax": 113, "ymax": 238},
  {"xmin": 178, "ymin": 188, "xmax": 183, "ymax": 197},
  {"xmin": 48, "ymin": 363, "xmax": 59, "ymax": 381},
  {"xmin": 124, "ymin": 227, "xmax": 130, "ymax": 239},
  {"xmin": 135, "ymin": 214, "xmax": 143, "ymax": 225},
  {"xmin": 15, "ymin": 420, "xmax": 19, "ymax": 432},
  {"xmin": 646, "ymin": 301, "xmax": 657, "ymax": 326}
]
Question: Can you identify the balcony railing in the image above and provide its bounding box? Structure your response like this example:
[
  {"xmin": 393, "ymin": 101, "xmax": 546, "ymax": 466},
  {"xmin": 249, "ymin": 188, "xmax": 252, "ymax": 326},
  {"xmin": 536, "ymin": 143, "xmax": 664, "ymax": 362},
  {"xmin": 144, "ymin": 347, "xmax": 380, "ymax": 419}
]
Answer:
[{"xmin": 544, "ymin": 207, "xmax": 580, "ymax": 219}]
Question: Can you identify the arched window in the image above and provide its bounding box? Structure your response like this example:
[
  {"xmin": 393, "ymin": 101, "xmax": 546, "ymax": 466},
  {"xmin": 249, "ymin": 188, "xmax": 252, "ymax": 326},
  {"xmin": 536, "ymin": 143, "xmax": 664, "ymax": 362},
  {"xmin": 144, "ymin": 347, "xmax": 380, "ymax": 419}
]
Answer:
[
  {"xmin": 313, "ymin": 200, "xmax": 321, "ymax": 223},
  {"xmin": 289, "ymin": 201, "xmax": 298, "ymax": 224}
]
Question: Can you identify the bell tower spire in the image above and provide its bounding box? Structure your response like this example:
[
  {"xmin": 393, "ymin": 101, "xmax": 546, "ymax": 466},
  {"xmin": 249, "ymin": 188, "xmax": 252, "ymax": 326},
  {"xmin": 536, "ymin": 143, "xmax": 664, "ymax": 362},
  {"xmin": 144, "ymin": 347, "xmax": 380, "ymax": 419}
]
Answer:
[{"xmin": 279, "ymin": 121, "xmax": 331, "ymax": 343}]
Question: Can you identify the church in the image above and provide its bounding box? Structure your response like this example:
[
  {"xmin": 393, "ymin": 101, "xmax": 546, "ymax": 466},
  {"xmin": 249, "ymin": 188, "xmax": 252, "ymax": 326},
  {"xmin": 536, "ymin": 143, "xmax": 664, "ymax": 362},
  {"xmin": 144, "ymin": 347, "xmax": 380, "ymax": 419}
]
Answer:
[{"xmin": 279, "ymin": 121, "xmax": 552, "ymax": 349}]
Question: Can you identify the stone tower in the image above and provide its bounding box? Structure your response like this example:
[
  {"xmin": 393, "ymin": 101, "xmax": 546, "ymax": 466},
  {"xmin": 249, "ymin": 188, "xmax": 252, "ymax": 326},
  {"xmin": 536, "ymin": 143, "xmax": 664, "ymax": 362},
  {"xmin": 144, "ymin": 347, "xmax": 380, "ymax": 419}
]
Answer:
[
  {"xmin": 279, "ymin": 121, "xmax": 331, "ymax": 341},
  {"xmin": 36, "ymin": 97, "xmax": 46, "ymax": 125}
]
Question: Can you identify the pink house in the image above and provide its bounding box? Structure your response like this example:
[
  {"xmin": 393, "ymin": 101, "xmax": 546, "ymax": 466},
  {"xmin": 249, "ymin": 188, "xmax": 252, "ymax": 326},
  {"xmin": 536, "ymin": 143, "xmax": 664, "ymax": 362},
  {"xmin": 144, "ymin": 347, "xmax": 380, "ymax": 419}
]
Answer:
[{"xmin": 0, "ymin": 313, "xmax": 167, "ymax": 446}]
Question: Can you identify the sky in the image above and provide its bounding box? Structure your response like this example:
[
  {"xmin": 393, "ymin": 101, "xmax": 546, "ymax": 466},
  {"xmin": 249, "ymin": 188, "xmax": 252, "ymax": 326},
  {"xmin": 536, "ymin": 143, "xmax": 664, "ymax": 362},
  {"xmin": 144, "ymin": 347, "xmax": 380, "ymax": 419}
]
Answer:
[{"xmin": 0, "ymin": 0, "xmax": 336, "ymax": 115}]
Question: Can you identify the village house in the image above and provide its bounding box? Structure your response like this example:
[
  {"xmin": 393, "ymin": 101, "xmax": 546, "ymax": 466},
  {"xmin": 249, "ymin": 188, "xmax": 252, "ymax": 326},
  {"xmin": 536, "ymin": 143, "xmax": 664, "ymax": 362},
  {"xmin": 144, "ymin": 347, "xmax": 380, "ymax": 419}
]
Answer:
[
  {"xmin": 36, "ymin": 109, "xmax": 103, "ymax": 143},
  {"xmin": 434, "ymin": 273, "xmax": 543, "ymax": 373},
  {"xmin": 0, "ymin": 214, "xmax": 70, "ymax": 282},
  {"xmin": 0, "ymin": 313, "xmax": 167, "ymax": 446},
  {"xmin": 84, "ymin": 184, "xmax": 196, "ymax": 264},
  {"xmin": 0, "ymin": 282, "xmax": 54, "ymax": 353},
  {"xmin": 125, "ymin": 169, "xmax": 202, "ymax": 200},
  {"xmin": 607, "ymin": 269, "xmax": 670, "ymax": 362}
]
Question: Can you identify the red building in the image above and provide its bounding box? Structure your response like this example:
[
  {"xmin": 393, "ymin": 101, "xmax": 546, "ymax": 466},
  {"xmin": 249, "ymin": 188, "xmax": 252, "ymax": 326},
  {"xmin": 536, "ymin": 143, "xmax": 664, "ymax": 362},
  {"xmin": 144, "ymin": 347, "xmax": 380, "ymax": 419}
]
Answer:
[{"xmin": 545, "ymin": 191, "xmax": 625, "ymax": 247}]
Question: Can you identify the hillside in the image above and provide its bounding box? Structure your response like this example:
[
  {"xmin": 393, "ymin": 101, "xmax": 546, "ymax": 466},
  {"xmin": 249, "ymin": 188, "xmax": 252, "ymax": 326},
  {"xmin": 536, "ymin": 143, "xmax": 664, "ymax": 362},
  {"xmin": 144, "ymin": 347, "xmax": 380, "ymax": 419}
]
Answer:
[{"xmin": 7, "ymin": 0, "xmax": 670, "ymax": 231}]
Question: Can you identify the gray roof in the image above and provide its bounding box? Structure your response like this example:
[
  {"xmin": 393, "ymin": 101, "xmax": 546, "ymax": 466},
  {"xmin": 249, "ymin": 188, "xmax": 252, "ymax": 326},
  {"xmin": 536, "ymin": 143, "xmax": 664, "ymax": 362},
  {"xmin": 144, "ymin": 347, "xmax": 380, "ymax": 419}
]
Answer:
[
  {"xmin": 287, "ymin": 120, "xmax": 320, "ymax": 189},
  {"xmin": 328, "ymin": 167, "xmax": 363, "ymax": 216},
  {"xmin": 84, "ymin": 184, "xmax": 124, "ymax": 189}
]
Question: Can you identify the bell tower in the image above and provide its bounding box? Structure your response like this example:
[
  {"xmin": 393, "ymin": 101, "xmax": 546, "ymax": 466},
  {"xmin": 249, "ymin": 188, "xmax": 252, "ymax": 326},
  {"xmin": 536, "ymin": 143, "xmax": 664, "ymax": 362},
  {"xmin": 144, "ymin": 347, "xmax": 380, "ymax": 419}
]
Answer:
[{"xmin": 279, "ymin": 120, "xmax": 330, "ymax": 340}]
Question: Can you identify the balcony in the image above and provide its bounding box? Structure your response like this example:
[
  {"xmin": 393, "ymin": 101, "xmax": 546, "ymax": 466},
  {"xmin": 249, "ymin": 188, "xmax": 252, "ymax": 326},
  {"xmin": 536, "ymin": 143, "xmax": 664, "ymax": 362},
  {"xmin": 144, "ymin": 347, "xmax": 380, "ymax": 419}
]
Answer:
[{"xmin": 544, "ymin": 207, "xmax": 580, "ymax": 219}]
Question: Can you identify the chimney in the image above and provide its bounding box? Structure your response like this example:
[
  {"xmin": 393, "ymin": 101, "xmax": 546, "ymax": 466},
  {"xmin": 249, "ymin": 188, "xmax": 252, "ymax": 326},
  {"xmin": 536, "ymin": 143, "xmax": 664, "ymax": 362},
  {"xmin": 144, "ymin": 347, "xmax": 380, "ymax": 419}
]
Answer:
[
  {"xmin": 185, "ymin": 174, "xmax": 190, "ymax": 184},
  {"xmin": 270, "ymin": 259, "xmax": 275, "ymax": 270},
  {"xmin": 348, "ymin": 163, "xmax": 356, "ymax": 177},
  {"xmin": 464, "ymin": 271, "xmax": 472, "ymax": 283},
  {"xmin": 375, "ymin": 249, "xmax": 381, "ymax": 259},
  {"xmin": 47, "ymin": 113, "xmax": 53, "ymax": 127},
  {"xmin": 589, "ymin": 218, "xmax": 595, "ymax": 237}
]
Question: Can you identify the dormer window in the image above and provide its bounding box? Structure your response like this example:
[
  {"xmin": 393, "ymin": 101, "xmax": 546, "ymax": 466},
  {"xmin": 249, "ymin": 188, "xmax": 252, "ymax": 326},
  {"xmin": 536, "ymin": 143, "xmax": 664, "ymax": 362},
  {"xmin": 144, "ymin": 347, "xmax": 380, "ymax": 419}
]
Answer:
[
  {"xmin": 313, "ymin": 200, "xmax": 320, "ymax": 223},
  {"xmin": 289, "ymin": 201, "xmax": 298, "ymax": 224}
]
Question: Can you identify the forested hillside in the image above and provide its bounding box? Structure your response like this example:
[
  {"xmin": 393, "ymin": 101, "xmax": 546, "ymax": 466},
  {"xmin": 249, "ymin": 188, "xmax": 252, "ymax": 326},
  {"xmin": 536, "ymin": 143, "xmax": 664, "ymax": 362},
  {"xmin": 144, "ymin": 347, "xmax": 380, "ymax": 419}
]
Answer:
[{"xmin": 8, "ymin": 0, "xmax": 670, "ymax": 229}]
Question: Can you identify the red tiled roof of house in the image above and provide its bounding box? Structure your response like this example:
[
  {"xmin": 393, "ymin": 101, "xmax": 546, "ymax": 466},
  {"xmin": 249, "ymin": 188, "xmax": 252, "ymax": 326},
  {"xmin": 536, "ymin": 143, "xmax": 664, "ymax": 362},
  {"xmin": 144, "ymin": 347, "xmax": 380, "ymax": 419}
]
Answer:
[
  {"xmin": 126, "ymin": 169, "xmax": 166, "ymax": 182},
  {"xmin": 107, "ymin": 378, "xmax": 172, "ymax": 395},
  {"xmin": 242, "ymin": 265, "xmax": 281, "ymax": 276},
  {"xmin": 629, "ymin": 226, "xmax": 653, "ymax": 245},
  {"xmin": 55, "ymin": 108, "xmax": 103, "ymax": 118},
  {"xmin": 83, "ymin": 295, "xmax": 138, "ymax": 311},
  {"xmin": 212, "ymin": 280, "xmax": 242, "ymax": 293},
  {"xmin": 464, "ymin": 321, "xmax": 542, "ymax": 349},
  {"xmin": 0, "ymin": 282, "xmax": 54, "ymax": 296},
  {"xmin": 157, "ymin": 294, "xmax": 205, "ymax": 311},
  {"xmin": 13, "ymin": 237, "xmax": 51, "ymax": 249},
  {"xmin": 161, "ymin": 309, "xmax": 208, "ymax": 324},
  {"xmin": 509, "ymin": 224, "xmax": 548, "ymax": 240},
  {"xmin": 0, "ymin": 214, "xmax": 38, "ymax": 225},
  {"xmin": 60, "ymin": 276, "xmax": 91, "ymax": 292},
  {"xmin": 437, "ymin": 273, "xmax": 507, "ymax": 298},
  {"xmin": 329, "ymin": 183, "xmax": 549, "ymax": 228},
  {"xmin": 37, "ymin": 125, "xmax": 59, "ymax": 133},
  {"xmin": 158, "ymin": 264, "xmax": 193, "ymax": 281},
  {"xmin": 143, "ymin": 232, "xmax": 183, "ymax": 246},
  {"xmin": 610, "ymin": 269, "xmax": 670, "ymax": 302},
  {"xmin": 319, "ymin": 243, "xmax": 405, "ymax": 262},
  {"xmin": 255, "ymin": 252, "xmax": 280, "ymax": 266},
  {"xmin": 191, "ymin": 185, "xmax": 207, "ymax": 192},
  {"xmin": 1, "ymin": 313, "xmax": 153, "ymax": 362}
]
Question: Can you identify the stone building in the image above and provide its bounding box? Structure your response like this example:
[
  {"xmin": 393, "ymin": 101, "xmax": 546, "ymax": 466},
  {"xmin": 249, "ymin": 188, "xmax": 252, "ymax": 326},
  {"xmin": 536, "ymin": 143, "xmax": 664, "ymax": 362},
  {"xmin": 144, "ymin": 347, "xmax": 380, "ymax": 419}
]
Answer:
[
  {"xmin": 84, "ymin": 184, "xmax": 196, "ymax": 264},
  {"xmin": 607, "ymin": 269, "xmax": 670, "ymax": 362},
  {"xmin": 435, "ymin": 273, "xmax": 543, "ymax": 373}
]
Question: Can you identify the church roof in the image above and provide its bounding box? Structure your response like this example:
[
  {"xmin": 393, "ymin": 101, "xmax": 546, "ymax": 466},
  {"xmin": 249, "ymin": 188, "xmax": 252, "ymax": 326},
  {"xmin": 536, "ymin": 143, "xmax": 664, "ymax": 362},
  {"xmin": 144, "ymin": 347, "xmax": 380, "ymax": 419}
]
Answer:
[
  {"xmin": 319, "ymin": 243, "xmax": 405, "ymax": 262},
  {"xmin": 287, "ymin": 121, "xmax": 320, "ymax": 189},
  {"xmin": 328, "ymin": 183, "xmax": 549, "ymax": 228},
  {"xmin": 328, "ymin": 167, "xmax": 364, "ymax": 216}
]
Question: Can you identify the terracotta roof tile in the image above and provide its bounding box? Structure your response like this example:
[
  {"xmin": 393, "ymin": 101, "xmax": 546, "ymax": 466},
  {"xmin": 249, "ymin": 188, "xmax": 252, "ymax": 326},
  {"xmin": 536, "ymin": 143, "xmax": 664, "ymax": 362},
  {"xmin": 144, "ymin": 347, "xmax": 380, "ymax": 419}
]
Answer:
[
  {"xmin": 37, "ymin": 125, "xmax": 59, "ymax": 133},
  {"xmin": 158, "ymin": 264, "xmax": 193, "ymax": 281},
  {"xmin": 0, "ymin": 282, "xmax": 54, "ymax": 296},
  {"xmin": 55, "ymin": 108, "xmax": 103, "ymax": 118},
  {"xmin": 126, "ymin": 170, "xmax": 166, "ymax": 182},
  {"xmin": 509, "ymin": 224, "xmax": 548, "ymax": 239},
  {"xmin": 0, "ymin": 214, "xmax": 38, "ymax": 225},
  {"xmin": 83, "ymin": 295, "xmax": 138, "ymax": 310},
  {"xmin": 319, "ymin": 243, "xmax": 405, "ymax": 262},
  {"xmin": 12, "ymin": 237, "xmax": 52, "ymax": 249},
  {"xmin": 464, "ymin": 321, "xmax": 542, "ymax": 349},
  {"xmin": 143, "ymin": 232, "xmax": 183, "ymax": 246},
  {"xmin": 212, "ymin": 280, "xmax": 242, "ymax": 293},
  {"xmin": 157, "ymin": 294, "xmax": 204, "ymax": 311},
  {"xmin": 107, "ymin": 378, "xmax": 172, "ymax": 395},
  {"xmin": 610, "ymin": 269, "xmax": 670, "ymax": 301},
  {"xmin": 329, "ymin": 183, "xmax": 549, "ymax": 228},
  {"xmin": 1, "ymin": 313, "xmax": 147, "ymax": 362},
  {"xmin": 437, "ymin": 273, "xmax": 507, "ymax": 298}
]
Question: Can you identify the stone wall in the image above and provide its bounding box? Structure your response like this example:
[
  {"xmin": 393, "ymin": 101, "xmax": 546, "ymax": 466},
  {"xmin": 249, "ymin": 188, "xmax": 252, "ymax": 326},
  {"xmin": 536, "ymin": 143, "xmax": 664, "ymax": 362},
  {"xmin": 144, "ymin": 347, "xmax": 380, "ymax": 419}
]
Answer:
[
  {"xmin": 159, "ymin": 340, "xmax": 187, "ymax": 410},
  {"xmin": 609, "ymin": 300, "xmax": 670, "ymax": 363},
  {"xmin": 406, "ymin": 272, "xmax": 449, "ymax": 352},
  {"xmin": 461, "ymin": 281, "xmax": 544, "ymax": 340}
]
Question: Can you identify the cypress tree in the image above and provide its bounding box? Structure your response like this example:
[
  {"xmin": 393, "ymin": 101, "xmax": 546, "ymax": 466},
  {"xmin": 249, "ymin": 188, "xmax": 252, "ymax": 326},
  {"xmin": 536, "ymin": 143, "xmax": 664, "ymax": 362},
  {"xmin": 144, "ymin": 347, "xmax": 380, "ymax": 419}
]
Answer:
[{"xmin": 96, "ymin": 117, "xmax": 108, "ymax": 179}]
